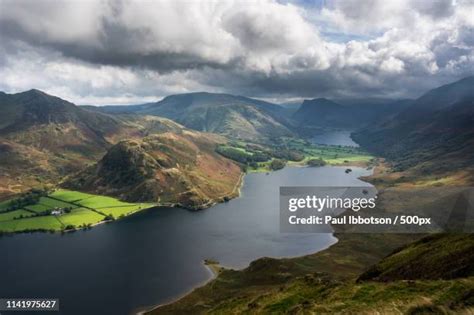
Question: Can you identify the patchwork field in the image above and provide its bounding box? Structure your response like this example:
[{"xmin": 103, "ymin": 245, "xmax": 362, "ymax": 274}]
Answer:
[
  {"xmin": 282, "ymin": 138, "xmax": 373, "ymax": 165},
  {"xmin": 217, "ymin": 138, "xmax": 374, "ymax": 172},
  {"xmin": 38, "ymin": 197, "xmax": 78, "ymax": 209},
  {"xmin": 0, "ymin": 189, "xmax": 156, "ymax": 233}
]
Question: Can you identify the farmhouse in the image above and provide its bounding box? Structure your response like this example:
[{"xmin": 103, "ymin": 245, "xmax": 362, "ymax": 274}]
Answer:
[{"xmin": 51, "ymin": 208, "xmax": 63, "ymax": 215}]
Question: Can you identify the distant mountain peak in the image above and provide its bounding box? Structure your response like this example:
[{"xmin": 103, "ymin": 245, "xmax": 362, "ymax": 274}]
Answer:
[
  {"xmin": 308, "ymin": 97, "xmax": 332, "ymax": 102},
  {"xmin": 25, "ymin": 88, "xmax": 45, "ymax": 94},
  {"xmin": 301, "ymin": 98, "xmax": 342, "ymax": 107},
  {"xmin": 19, "ymin": 89, "xmax": 51, "ymax": 98}
]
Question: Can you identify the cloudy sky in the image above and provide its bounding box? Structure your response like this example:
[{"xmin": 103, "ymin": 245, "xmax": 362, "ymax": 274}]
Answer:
[{"xmin": 0, "ymin": 0, "xmax": 473, "ymax": 105}]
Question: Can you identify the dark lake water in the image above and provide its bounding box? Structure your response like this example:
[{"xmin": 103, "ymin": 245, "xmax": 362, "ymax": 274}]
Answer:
[
  {"xmin": 312, "ymin": 130, "xmax": 359, "ymax": 147},
  {"xmin": 0, "ymin": 166, "xmax": 372, "ymax": 315}
]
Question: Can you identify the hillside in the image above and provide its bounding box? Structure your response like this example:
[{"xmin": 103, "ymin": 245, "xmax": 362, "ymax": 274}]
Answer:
[
  {"xmin": 63, "ymin": 131, "xmax": 243, "ymax": 210},
  {"xmin": 91, "ymin": 92, "xmax": 294, "ymax": 142},
  {"xmin": 0, "ymin": 90, "xmax": 122, "ymax": 197},
  {"xmin": 0, "ymin": 90, "xmax": 237, "ymax": 200},
  {"xmin": 358, "ymin": 234, "xmax": 474, "ymax": 282},
  {"xmin": 292, "ymin": 97, "xmax": 412, "ymax": 133},
  {"xmin": 292, "ymin": 98, "xmax": 354, "ymax": 127},
  {"xmin": 353, "ymin": 76, "xmax": 474, "ymax": 174}
]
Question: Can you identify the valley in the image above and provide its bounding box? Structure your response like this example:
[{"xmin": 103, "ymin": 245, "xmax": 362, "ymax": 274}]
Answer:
[
  {"xmin": 217, "ymin": 138, "xmax": 373, "ymax": 173},
  {"xmin": 0, "ymin": 133, "xmax": 370, "ymax": 233},
  {"xmin": 0, "ymin": 89, "xmax": 373, "ymax": 233},
  {"xmin": 0, "ymin": 76, "xmax": 473, "ymax": 315},
  {"xmin": 144, "ymin": 77, "xmax": 474, "ymax": 314},
  {"xmin": 2, "ymin": 2, "xmax": 473, "ymax": 315}
]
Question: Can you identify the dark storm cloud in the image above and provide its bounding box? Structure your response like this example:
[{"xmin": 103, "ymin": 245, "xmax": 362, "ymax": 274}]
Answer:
[{"xmin": 0, "ymin": 3, "xmax": 235, "ymax": 72}]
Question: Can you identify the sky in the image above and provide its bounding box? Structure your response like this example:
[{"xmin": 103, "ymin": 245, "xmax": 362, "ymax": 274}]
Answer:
[{"xmin": 0, "ymin": 0, "xmax": 473, "ymax": 105}]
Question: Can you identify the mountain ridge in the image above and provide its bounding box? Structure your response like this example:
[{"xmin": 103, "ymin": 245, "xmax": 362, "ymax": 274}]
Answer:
[
  {"xmin": 353, "ymin": 75, "xmax": 474, "ymax": 173},
  {"xmin": 291, "ymin": 97, "xmax": 413, "ymax": 132},
  {"xmin": 88, "ymin": 92, "xmax": 294, "ymax": 142}
]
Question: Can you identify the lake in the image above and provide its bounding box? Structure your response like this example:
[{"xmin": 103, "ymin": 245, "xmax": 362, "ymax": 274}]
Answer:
[
  {"xmin": 0, "ymin": 166, "xmax": 372, "ymax": 315},
  {"xmin": 312, "ymin": 130, "xmax": 359, "ymax": 147}
]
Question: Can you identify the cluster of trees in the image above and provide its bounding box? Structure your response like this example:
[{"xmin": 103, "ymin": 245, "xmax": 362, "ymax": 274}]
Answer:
[
  {"xmin": 216, "ymin": 146, "xmax": 271, "ymax": 164},
  {"xmin": 103, "ymin": 214, "xmax": 115, "ymax": 221},
  {"xmin": 270, "ymin": 159, "xmax": 286, "ymax": 171},
  {"xmin": 271, "ymin": 149, "xmax": 304, "ymax": 162},
  {"xmin": 307, "ymin": 158, "xmax": 326, "ymax": 167},
  {"xmin": 217, "ymin": 144, "xmax": 306, "ymax": 164},
  {"xmin": 5, "ymin": 189, "xmax": 48, "ymax": 212}
]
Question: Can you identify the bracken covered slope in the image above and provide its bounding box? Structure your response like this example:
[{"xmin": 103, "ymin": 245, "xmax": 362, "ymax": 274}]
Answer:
[{"xmin": 63, "ymin": 130, "xmax": 243, "ymax": 210}]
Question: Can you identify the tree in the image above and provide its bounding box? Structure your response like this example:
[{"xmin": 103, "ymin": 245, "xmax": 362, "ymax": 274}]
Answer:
[
  {"xmin": 270, "ymin": 159, "xmax": 286, "ymax": 171},
  {"xmin": 307, "ymin": 158, "xmax": 326, "ymax": 167}
]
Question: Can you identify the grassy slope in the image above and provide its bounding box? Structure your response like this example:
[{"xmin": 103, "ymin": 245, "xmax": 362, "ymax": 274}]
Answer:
[
  {"xmin": 149, "ymin": 233, "xmax": 473, "ymax": 314},
  {"xmin": 358, "ymin": 234, "xmax": 474, "ymax": 282}
]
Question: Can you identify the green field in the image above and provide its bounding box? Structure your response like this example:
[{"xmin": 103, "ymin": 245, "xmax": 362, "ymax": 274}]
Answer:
[
  {"xmin": 0, "ymin": 209, "xmax": 34, "ymax": 222},
  {"xmin": 57, "ymin": 208, "xmax": 105, "ymax": 227},
  {"xmin": 281, "ymin": 137, "xmax": 373, "ymax": 165},
  {"xmin": 226, "ymin": 138, "xmax": 375, "ymax": 173},
  {"xmin": 77, "ymin": 195, "xmax": 133, "ymax": 208},
  {"xmin": 0, "ymin": 189, "xmax": 156, "ymax": 233},
  {"xmin": 38, "ymin": 197, "xmax": 78, "ymax": 209},
  {"xmin": 0, "ymin": 216, "xmax": 63, "ymax": 232},
  {"xmin": 97, "ymin": 204, "xmax": 152, "ymax": 217},
  {"xmin": 24, "ymin": 203, "xmax": 53, "ymax": 213},
  {"xmin": 49, "ymin": 190, "xmax": 96, "ymax": 203},
  {"xmin": 0, "ymin": 200, "xmax": 11, "ymax": 212}
]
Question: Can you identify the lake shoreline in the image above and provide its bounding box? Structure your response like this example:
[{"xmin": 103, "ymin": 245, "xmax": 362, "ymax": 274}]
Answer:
[
  {"xmin": 141, "ymin": 163, "xmax": 374, "ymax": 315},
  {"xmin": 0, "ymin": 171, "xmax": 245, "ymax": 236},
  {"xmin": 137, "ymin": 260, "xmax": 223, "ymax": 315},
  {"xmin": 141, "ymin": 234, "xmax": 340, "ymax": 315}
]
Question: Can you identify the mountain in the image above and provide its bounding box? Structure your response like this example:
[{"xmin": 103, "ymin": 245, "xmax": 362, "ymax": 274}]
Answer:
[
  {"xmin": 63, "ymin": 131, "xmax": 242, "ymax": 210},
  {"xmin": 0, "ymin": 89, "xmax": 130, "ymax": 152},
  {"xmin": 90, "ymin": 92, "xmax": 294, "ymax": 142},
  {"xmin": 292, "ymin": 98, "xmax": 354, "ymax": 127},
  {"xmin": 0, "ymin": 90, "xmax": 223, "ymax": 199},
  {"xmin": 353, "ymin": 76, "xmax": 474, "ymax": 173},
  {"xmin": 292, "ymin": 97, "xmax": 412, "ymax": 132}
]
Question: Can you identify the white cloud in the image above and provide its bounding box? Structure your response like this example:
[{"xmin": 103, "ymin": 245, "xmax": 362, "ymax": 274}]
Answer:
[{"xmin": 0, "ymin": 0, "xmax": 472, "ymax": 102}]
